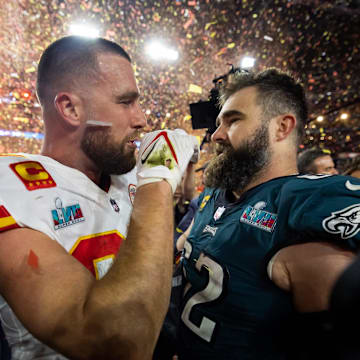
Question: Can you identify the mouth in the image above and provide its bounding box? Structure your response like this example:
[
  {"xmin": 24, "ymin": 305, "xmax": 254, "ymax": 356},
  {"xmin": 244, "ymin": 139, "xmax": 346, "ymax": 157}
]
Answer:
[
  {"xmin": 126, "ymin": 137, "xmax": 140, "ymax": 148},
  {"xmin": 215, "ymin": 143, "xmax": 230, "ymax": 155}
]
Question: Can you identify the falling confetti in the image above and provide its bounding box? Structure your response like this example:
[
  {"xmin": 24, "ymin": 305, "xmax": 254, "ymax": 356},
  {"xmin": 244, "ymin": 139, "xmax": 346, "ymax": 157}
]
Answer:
[{"xmin": 0, "ymin": 0, "xmax": 358, "ymax": 158}]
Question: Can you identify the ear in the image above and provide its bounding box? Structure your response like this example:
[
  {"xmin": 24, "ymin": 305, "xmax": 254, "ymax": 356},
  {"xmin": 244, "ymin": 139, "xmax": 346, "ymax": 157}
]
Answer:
[
  {"xmin": 53, "ymin": 92, "xmax": 83, "ymax": 127},
  {"xmin": 273, "ymin": 114, "xmax": 297, "ymax": 142}
]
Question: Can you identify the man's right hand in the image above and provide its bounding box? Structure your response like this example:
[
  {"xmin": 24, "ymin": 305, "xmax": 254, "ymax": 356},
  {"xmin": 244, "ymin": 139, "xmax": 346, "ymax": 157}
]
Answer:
[{"xmin": 136, "ymin": 129, "xmax": 199, "ymax": 193}]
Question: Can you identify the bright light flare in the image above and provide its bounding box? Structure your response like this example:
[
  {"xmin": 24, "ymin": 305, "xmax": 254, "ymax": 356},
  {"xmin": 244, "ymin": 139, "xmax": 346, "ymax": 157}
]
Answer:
[
  {"xmin": 145, "ymin": 41, "xmax": 179, "ymax": 62},
  {"xmin": 69, "ymin": 23, "xmax": 100, "ymax": 38},
  {"xmin": 340, "ymin": 113, "xmax": 349, "ymax": 120},
  {"xmin": 316, "ymin": 115, "xmax": 324, "ymax": 122},
  {"xmin": 241, "ymin": 56, "xmax": 256, "ymax": 69}
]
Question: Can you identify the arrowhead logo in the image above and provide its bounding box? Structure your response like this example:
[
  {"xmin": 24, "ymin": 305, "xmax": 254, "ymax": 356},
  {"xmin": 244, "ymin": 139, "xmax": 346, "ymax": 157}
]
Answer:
[{"xmin": 345, "ymin": 180, "xmax": 360, "ymax": 191}]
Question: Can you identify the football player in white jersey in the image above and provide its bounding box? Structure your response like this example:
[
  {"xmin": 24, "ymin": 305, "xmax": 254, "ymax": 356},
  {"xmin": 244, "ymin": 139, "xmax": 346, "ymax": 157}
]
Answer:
[{"xmin": 0, "ymin": 36, "xmax": 198, "ymax": 360}]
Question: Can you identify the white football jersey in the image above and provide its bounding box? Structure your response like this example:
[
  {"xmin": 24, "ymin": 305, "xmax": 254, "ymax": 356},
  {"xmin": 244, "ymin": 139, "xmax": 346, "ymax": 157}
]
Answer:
[{"xmin": 0, "ymin": 153, "xmax": 137, "ymax": 359}]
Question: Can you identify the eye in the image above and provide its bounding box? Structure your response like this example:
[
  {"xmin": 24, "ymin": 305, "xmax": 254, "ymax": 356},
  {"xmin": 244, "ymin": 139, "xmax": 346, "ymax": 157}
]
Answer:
[
  {"xmin": 120, "ymin": 100, "xmax": 132, "ymax": 105},
  {"xmin": 228, "ymin": 117, "xmax": 241, "ymax": 124}
]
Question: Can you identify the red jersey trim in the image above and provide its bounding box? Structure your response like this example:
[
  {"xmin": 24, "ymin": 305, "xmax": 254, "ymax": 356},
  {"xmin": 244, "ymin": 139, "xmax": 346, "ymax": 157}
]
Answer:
[{"xmin": 0, "ymin": 205, "xmax": 20, "ymax": 232}]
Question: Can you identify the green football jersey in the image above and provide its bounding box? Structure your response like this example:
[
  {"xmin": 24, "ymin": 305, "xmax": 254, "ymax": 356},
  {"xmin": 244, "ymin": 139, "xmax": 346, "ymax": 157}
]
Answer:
[{"xmin": 179, "ymin": 174, "xmax": 360, "ymax": 359}]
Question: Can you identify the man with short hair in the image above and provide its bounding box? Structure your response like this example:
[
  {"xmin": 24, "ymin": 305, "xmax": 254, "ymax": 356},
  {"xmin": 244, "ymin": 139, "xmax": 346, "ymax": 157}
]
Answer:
[
  {"xmin": 177, "ymin": 68, "xmax": 360, "ymax": 359},
  {"xmin": 342, "ymin": 155, "xmax": 360, "ymax": 178},
  {"xmin": 0, "ymin": 36, "xmax": 197, "ymax": 359},
  {"xmin": 297, "ymin": 148, "xmax": 338, "ymax": 175}
]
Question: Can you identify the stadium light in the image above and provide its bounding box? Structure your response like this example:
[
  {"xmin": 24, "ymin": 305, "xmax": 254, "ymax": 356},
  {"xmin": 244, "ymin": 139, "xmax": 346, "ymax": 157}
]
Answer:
[
  {"xmin": 145, "ymin": 40, "xmax": 179, "ymax": 62},
  {"xmin": 69, "ymin": 23, "xmax": 100, "ymax": 38},
  {"xmin": 241, "ymin": 56, "xmax": 256, "ymax": 69}
]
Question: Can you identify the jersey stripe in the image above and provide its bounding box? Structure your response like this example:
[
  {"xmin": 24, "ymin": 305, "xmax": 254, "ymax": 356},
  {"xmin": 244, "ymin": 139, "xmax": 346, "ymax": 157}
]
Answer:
[
  {"xmin": 0, "ymin": 154, "xmax": 26, "ymax": 158},
  {"xmin": 0, "ymin": 206, "xmax": 20, "ymax": 231}
]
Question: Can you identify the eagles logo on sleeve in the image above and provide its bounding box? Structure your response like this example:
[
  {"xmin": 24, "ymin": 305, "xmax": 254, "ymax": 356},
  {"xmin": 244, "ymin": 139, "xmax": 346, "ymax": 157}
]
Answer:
[{"xmin": 323, "ymin": 204, "xmax": 360, "ymax": 239}]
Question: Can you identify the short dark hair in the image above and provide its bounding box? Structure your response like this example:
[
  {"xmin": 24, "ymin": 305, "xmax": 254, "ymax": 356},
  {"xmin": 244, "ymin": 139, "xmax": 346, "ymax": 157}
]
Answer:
[
  {"xmin": 219, "ymin": 68, "xmax": 308, "ymax": 146},
  {"xmin": 36, "ymin": 36, "xmax": 131, "ymax": 106},
  {"xmin": 297, "ymin": 148, "xmax": 331, "ymax": 174}
]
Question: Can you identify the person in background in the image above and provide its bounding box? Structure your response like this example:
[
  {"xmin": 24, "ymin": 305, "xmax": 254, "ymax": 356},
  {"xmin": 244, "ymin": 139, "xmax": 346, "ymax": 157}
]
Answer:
[
  {"xmin": 0, "ymin": 35, "xmax": 198, "ymax": 360},
  {"xmin": 342, "ymin": 155, "xmax": 360, "ymax": 178},
  {"xmin": 174, "ymin": 162, "xmax": 209, "ymax": 247},
  {"xmin": 297, "ymin": 147, "xmax": 338, "ymax": 175},
  {"xmin": 174, "ymin": 162, "xmax": 197, "ymax": 227},
  {"xmin": 195, "ymin": 161, "xmax": 209, "ymax": 194}
]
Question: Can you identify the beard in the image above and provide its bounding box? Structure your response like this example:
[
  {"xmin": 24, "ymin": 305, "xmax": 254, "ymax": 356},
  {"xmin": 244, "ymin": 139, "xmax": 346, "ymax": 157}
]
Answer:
[
  {"xmin": 81, "ymin": 126, "xmax": 136, "ymax": 176},
  {"xmin": 204, "ymin": 122, "xmax": 271, "ymax": 193}
]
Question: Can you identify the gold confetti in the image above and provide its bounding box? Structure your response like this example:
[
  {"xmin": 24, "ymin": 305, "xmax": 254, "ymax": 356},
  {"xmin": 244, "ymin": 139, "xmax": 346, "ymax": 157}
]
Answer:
[{"xmin": 188, "ymin": 84, "xmax": 202, "ymax": 94}]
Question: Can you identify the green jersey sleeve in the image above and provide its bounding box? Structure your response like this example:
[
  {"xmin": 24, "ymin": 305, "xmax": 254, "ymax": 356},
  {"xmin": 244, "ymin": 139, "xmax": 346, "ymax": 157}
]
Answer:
[{"xmin": 278, "ymin": 174, "xmax": 360, "ymax": 249}]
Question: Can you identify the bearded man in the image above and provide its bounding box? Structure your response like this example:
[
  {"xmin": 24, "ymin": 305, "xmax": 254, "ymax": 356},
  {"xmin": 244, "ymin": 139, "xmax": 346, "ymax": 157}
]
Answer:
[
  {"xmin": 176, "ymin": 68, "xmax": 360, "ymax": 360},
  {"xmin": 0, "ymin": 36, "xmax": 198, "ymax": 359}
]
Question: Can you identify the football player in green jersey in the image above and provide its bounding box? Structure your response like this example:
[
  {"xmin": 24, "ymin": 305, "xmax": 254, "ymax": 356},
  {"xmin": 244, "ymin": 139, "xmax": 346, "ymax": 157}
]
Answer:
[{"xmin": 177, "ymin": 68, "xmax": 359, "ymax": 360}]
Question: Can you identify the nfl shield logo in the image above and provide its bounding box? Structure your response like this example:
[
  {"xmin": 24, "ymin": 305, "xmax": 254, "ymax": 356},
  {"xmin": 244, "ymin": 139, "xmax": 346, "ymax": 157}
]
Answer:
[
  {"xmin": 214, "ymin": 206, "xmax": 226, "ymax": 221},
  {"xmin": 128, "ymin": 184, "xmax": 136, "ymax": 205}
]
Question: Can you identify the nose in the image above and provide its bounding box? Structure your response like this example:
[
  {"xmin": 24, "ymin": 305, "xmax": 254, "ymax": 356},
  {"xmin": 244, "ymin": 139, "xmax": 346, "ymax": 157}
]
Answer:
[
  {"xmin": 332, "ymin": 168, "xmax": 339, "ymax": 175},
  {"xmin": 131, "ymin": 102, "xmax": 147, "ymax": 129},
  {"xmin": 211, "ymin": 123, "xmax": 227, "ymax": 143}
]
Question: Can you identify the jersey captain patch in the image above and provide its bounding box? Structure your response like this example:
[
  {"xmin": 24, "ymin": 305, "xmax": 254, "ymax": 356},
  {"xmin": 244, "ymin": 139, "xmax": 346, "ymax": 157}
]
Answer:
[
  {"xmin": 0, "ymin": 205, "xmax": 20, "ymax": 232},
  {"xmin": 240, "ymin": 204, "xmax": 277, "ymax": 232},
  {"xmin": 9, "ymin": 161, "xmax": 56, "ymax": 191}
]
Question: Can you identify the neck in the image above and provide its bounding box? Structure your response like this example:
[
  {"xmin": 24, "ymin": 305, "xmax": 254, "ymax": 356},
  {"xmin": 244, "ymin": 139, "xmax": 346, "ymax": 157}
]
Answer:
[
  {"xmin": 41, "ymin": 117, "xmax": 104, "ymax": 186},
  {"xmin": 41, "ymin": 141, "xmax": 102, "ymax": 186},
  {"xmin": 232, "ymin": 158, "xmax": 298, "ymax": 199}
]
